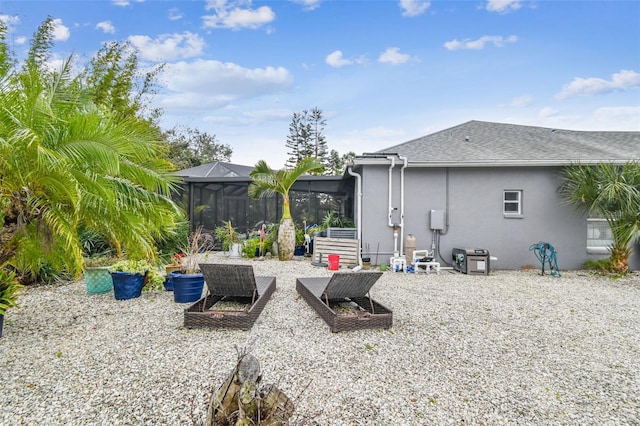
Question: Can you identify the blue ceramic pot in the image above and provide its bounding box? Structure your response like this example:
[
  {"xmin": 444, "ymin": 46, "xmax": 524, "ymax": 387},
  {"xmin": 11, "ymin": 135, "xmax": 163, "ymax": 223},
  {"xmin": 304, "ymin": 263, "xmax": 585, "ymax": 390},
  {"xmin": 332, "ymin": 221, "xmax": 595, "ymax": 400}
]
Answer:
[
  {"xmin": 85, "ymin": 267, "xmax": 113, "ymax": 295},
  {"xmin": 170, "ymin": 272, "xmax": 204, "ymax": 303},
  {"xmin": 110, "ymin": 271, "xmax": 146, "ymax": 300},
  {"xmin": 163, "ymin": 275, "xmax": 174, "ymax": 291}
]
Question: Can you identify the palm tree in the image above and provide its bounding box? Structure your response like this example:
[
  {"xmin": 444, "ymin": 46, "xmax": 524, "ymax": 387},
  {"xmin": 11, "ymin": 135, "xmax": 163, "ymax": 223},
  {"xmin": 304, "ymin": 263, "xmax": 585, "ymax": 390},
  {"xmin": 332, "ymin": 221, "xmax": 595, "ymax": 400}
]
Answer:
[
  {"xmin": 559, "ymin": 161, "xmax": 640, "ymax": 274},
  {"xmin": 0, "ymin": 19, "xmax": 182, "ymax": 276},
  {"xmin": 248, "ymin": 157, "xmax": 324, "ymax": 260}
]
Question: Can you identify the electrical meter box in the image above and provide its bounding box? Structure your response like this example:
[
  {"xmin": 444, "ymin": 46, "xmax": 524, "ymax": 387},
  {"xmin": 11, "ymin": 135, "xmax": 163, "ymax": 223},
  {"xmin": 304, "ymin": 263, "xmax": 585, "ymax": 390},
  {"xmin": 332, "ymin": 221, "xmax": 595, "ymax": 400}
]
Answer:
[{"xmin": 430, "ymin": 209, "xmax": 445, "ymax": 230}]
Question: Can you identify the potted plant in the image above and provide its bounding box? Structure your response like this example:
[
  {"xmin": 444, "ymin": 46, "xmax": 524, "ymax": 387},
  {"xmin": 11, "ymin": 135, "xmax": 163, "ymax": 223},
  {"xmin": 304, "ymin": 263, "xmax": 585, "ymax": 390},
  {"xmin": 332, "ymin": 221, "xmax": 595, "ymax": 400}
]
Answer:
[
  {"xmin": 214, "ymin": 221, "xmax": 243, "ymax": 258},
  {"xmin": 167, "ymin": 253, "xmax": 184, "ymax": 274},
  {"xmin": 0, "ymin": 269, "xmax": 23, "ymax": 338},
  {"xmin": 108, "ymin": 259, "xmax": 150, "ymax": 300},
  {"xmin": 83, "ymin": 256, "xmax": 116, "ymax": 295},
  {"xmin": 294, "ymin": 227, "xmax": 306, "ymax": 256},
  {"xmin": 170, "ymin": 227, "xmax": 208, "ymax": 303},
  {"xmin": 319, "ymin": 211, "xmax": 356, "ymax": 237},
  {"xmin": 162, "ymin": 253, "xmax": 184, "ymax": 291}
]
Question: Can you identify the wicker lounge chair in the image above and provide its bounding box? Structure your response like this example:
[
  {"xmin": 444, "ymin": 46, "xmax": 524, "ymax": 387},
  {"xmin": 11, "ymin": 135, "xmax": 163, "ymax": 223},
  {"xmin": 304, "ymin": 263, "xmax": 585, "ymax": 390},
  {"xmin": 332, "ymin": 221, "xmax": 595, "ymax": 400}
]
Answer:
[
  {"xmin": 296, "ymin": 272, "xmax": 392, "ymax": 332},
  {"xmin": 184, "ymin": 264, "xmax": 276, "ymax": 330}
]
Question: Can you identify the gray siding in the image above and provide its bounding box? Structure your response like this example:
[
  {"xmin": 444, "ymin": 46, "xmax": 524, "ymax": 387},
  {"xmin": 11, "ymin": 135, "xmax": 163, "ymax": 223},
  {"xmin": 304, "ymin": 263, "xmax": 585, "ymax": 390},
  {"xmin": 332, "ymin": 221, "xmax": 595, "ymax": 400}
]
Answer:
[{"xmin": 358, "ymin": 165, "xmax": 621, "ymax": 270}]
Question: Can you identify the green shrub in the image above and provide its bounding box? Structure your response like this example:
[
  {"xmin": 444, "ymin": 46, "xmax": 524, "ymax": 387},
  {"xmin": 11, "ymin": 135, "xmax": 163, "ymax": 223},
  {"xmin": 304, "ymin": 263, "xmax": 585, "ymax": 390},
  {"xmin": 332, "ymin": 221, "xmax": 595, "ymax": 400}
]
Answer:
[
  {"xmin": 320, "ymin": 211, "xmax": 355, "ymax": 229},
  {"xmin": 0, "ymin": 269, "xmax": 23, "ymax": 315},
  {"xmin": 243, "ymin": 238, "xmax": 265, "ymax": 258},
  {"xmin": 155, "ymin": 220, "xmax": 191, "ymax": 264}
]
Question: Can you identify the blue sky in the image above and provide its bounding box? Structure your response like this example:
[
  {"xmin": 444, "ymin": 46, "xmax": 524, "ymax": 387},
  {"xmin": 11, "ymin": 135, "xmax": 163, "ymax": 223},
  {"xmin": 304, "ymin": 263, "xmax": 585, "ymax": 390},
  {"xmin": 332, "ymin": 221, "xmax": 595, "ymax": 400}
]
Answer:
[{"xmin": 2, "ymin": 0, "xmax": 639, "ymax": 168}]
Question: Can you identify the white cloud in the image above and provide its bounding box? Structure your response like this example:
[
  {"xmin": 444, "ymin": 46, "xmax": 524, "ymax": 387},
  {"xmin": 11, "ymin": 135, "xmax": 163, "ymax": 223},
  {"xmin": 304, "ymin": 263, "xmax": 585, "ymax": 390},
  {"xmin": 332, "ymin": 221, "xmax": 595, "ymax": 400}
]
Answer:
[
  {"xmin": 538, "ymin": 107, "xmax": 557, "ymax": 118},
  {"xmin": 203, "ymin": 0, "xmax": 275, "ymax": 30},
  {"xmin": 291, "ymin": 0, "xmax": 322, "ymax": 11},
  {"xmin": 509, "ymin": 94, "xmax": 534, "ymax": 107},
  {"xmin": 15, "ymin": 36, "xmax": 27, "ymax": 45},
  {"xmin": 378, "ymin": 47, "xmax": 410, "ymax": 65},
  {"xmin": 51, "ymin": 18, "xmax": 70, "ymax": 41},
  {"xmin": 168, "ymin": 8, "xmax": 183, "ymax": 21},
  {"xmin": 158, "ymin": 59, "xmax": 293, "ymax": 110},
  {"xmin": 0, "ymin": 14, "xmax": 20, "ymax": 31},
  {"xmin": 399, "ymin": 0, "xmax": 430, "ymax": 17},
  {"xmin": 325, "ymin": 50, "xmax": 352, "ymax": 68},
  {"xmin": 444, "ymin": 35, "xmax": 517, "ymax": 51},
  {"xmin": 555, "ymin": 69, "xmax": 640, "ymax": 100},
  {"xmin": 486, "ymin": 0, "xmax": 522, "ymax": 13},
  {"xmin": 96, "ymin": 21, "xmax": 116, "ymax": 34},
  {"xmin": 128, "ymin": 32, "xmax": 206, "ymax": 61},
  {"xmin": 592, "ymin": 106, "xmax": 640, "ymax": 130},
  {"xmin": 112, "ymin": 0, "xmax": 144, "ymax": 6}
]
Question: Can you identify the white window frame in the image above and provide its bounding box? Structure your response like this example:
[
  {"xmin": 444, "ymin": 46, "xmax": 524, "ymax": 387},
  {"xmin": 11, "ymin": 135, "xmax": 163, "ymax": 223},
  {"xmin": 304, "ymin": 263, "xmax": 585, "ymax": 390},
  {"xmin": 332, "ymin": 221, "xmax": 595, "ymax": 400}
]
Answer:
[{"xmin": 503, "ymin": 190, "xmax": 523, "ymax": 217}]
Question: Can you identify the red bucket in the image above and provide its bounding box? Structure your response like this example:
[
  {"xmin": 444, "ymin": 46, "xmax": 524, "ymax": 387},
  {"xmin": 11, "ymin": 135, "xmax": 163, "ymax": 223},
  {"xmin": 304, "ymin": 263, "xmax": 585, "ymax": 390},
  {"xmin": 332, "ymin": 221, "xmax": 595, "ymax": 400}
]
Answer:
[{"xmin": 327, "ymin": 254, "xmax": 340, "ymax": 270}]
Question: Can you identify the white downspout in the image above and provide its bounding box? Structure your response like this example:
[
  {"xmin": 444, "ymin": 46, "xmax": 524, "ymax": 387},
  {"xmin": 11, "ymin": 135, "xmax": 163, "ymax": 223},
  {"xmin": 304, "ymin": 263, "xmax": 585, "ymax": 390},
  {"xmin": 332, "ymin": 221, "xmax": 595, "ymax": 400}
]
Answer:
[
  {"xmin": 347, "ymin": 165, "xmax": 363, "ymax": 268},
  {"xmin": 399, "ymin": 155, "xmax": 408, "ymax": 256},
  {"xmin": 386, "ymin": 156, "xmax": 396, "ymax": 227}
]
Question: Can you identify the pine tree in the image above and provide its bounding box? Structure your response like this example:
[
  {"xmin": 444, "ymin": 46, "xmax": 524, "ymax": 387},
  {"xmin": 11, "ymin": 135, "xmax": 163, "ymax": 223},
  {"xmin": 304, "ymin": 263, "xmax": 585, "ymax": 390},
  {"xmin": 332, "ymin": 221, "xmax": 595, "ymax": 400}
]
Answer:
[
  {"xmin": 285, "ymin": 107, "xmax": 328, "ymax": 173},
  {"xmin": 308, "ymin": 107, "xmax": 328, "ymax": 171},
  {"xmin": 285, "ymin": 112, "xmax": 305, "ymax": 168},
  {"xmin": 327, "ymin": 150, "xmax": 356, "ymax": 175}
]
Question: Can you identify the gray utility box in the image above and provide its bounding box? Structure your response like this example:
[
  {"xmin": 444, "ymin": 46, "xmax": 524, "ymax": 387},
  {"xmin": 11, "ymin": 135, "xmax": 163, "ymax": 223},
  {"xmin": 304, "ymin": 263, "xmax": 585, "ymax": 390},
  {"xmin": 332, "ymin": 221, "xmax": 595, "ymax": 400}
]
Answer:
[{"xmin": 452, "ymin": 248, "xmax": 490, "ymax": 275}]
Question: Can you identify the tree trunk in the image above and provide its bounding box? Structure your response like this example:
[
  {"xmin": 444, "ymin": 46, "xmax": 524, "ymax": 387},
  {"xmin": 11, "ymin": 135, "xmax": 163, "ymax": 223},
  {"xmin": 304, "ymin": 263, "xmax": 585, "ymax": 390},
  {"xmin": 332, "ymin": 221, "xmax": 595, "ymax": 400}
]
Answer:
[
  {"xmin": 609, "ymin": 246, "xmax": 630, "ymax": 274},
  {"xmin": 278, "ymin": 219, "xmax": 295, "ymax": 261},
  {"xmin": 0, "ymin": 223, "xmax": 20, "ymax": 266},
  {"xmin": 207, "ymin": 350, "xmax": 294, "ymax": 425}
]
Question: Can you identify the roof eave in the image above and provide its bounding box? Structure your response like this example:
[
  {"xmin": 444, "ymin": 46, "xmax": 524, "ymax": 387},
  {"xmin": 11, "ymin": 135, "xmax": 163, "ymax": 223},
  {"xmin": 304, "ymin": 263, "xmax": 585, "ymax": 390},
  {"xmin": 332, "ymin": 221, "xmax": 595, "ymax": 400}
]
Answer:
[{"xmin": 352, "ymin": 158, "xmax": 634, "ymax": 168}]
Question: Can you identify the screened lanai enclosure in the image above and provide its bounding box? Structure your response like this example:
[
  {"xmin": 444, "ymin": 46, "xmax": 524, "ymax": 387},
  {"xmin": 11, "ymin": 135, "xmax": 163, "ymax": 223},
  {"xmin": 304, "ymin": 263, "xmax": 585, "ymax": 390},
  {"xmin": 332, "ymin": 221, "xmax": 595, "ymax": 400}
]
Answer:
[{"xmin": 175, "ymin": 162, "xmax": 354, "ymax": 235}]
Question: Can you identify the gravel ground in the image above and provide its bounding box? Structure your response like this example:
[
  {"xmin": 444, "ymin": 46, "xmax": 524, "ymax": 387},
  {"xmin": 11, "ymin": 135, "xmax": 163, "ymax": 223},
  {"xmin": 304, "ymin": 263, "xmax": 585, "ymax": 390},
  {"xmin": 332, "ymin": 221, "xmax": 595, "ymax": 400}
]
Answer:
[{"xmin": 1, "ymin": 253, "xmax": 639, "ymax": 425}]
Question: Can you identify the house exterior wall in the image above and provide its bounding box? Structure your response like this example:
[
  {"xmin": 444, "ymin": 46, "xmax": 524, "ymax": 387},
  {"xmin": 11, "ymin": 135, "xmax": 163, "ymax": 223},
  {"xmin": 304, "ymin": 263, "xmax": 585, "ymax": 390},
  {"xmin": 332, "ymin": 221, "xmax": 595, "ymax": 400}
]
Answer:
[{"xmin": 358, "ymin": 164, "xmax": 632, "ymax": 270}]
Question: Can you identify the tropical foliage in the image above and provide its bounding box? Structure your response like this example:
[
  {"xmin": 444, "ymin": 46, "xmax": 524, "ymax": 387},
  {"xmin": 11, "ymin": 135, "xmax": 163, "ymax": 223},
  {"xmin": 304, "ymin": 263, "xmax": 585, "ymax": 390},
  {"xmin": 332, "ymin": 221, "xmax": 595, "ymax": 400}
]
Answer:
[
  {"xmin": 0, "ymin": 18, "xmax": 183, "ymax": 280},
  {"xmin": 559, "ymin": 161, "xmax": 640, "ymax": 274},
  {"xmin": 248, "ymin": 157, "xmax": 324, "ymax": 260},
  {"xmin": 0, "ymin": 269, "xmax": 23, "ymax": 316},
  {"xmin": 214, "ymin": 221, "xmax": 242, "ymax": 252}
]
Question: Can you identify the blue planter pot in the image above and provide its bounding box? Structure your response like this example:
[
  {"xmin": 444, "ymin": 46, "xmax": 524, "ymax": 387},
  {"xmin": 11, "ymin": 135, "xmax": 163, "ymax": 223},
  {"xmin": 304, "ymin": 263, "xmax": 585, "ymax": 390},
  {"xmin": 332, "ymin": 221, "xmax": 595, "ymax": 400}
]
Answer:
[
  {"xmin": 163, "ymin": 275, "xmax": 174, "ymax": 291},
  {"xmin": 84, "ymin": 267, "xmax": 113, "ymax": 295},
  {"xmin": 171, "ymin": 272, "xmax": 204, "ymax": 303},
  {"xmin": 110, "ymin": 271, "xmax": 146, "ymax": 300}
]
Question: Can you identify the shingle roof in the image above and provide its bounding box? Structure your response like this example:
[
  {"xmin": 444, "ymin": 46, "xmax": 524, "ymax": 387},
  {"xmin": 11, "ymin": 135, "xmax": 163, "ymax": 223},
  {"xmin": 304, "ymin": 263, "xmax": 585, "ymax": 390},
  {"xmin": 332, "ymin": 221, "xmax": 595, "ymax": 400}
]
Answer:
[{"xmin": 375, "ymin": 121, "xmax": 640, "ymax": 166}]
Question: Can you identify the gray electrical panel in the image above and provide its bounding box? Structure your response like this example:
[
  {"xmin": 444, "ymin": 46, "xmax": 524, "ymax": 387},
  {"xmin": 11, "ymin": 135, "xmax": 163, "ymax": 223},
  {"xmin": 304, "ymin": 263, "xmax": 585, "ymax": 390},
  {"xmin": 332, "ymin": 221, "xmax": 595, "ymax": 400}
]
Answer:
[{"xmin": 430, "ymin": 209, "xmax": 445, "ymax": 230}]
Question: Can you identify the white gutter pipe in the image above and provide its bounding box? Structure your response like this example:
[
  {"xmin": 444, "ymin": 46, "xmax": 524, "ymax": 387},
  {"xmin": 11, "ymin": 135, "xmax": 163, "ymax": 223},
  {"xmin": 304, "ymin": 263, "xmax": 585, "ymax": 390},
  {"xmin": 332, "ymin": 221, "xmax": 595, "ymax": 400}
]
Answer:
[
  {"xmin": 399, "ymin": 155, "xmax": 408, "ymax": 256},
  {"xmin": 386, "ymin": 155, "xmax": 395, "ymax": 228},
  {"xmin": 347, "ymin": 165, "xmax": 363, "ymax": 268}
]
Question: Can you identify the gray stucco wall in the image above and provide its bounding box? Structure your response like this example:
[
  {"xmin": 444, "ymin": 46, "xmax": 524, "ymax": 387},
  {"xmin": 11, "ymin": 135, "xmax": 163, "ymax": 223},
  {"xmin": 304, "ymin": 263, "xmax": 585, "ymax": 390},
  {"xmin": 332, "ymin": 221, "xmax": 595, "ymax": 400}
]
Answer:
[{"xmin": 357, "ymin": 164, "xmax": 635, "ymax": 271}]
